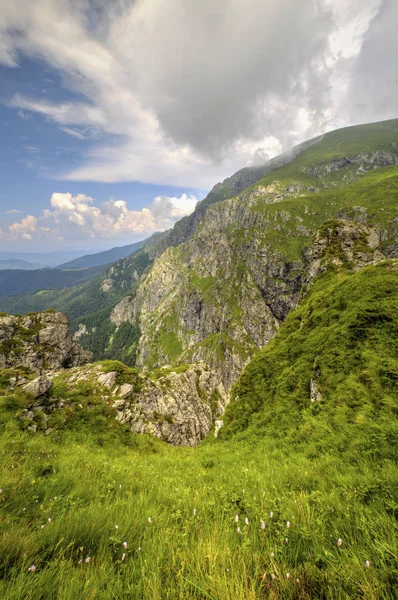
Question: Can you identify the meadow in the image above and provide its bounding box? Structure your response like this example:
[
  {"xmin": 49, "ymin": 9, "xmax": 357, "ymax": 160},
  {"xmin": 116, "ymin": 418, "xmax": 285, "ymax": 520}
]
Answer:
[
  {"xmin": 0, "ymin": 263, "xmax": 397, "ymax": 599},
  {"xmin": 0, "ymin": 418, "xmax": 396, "ymax": 599}
]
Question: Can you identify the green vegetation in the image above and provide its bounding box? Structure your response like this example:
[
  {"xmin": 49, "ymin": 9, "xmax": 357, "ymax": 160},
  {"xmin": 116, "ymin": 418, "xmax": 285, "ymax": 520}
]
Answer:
[
  {"xmin": 0, "ymin": 264, "xmax": 108, "ymax": 298},
  {"xmin": 0, "ymin": 261, "xmax": 397, "ymax": 598},
  {"xmin": 222, "ymin": 261, "xmax": 398, "ymax": 446}
]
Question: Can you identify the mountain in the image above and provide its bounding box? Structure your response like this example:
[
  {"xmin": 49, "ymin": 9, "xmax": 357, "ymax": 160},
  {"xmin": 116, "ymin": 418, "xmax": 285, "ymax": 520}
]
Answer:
[
  {"xmin": 1, "ymin": 119, "xmax": 398, "ymax": 377},
  {"xmin": 56, "ymin": 239, "xmax": 146, "ymax": 269},
  {"xmin": 104, "ymin": 119, "xmax": 398, "ymax": 384},
  {"xmin": 0, "ymin": 250, "xmax": 91, "ymax": 269},
  {"xmin": 0, "ymin": 264, "xmax": 109, "ymax": 297},
  {"xmin": 0, "ymin": 258, "xmax": 36, "ymax": 270},
  {"xmin": 0, "ymin": 119, "xmax": 397, "ymax": 599}
]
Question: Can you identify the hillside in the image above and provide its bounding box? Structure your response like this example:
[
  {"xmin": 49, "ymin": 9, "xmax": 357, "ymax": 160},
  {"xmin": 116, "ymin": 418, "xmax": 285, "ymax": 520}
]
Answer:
[
  {"xmin": 0, "ymin": 259, "xmax": 36, "ymax": 270},
  {"xmin": 0, "ymin": 264, "xmax": 109, "ymax": 297},
  {"xmin": 222, "ymin": 261, "xmax": 398, "ymax": 451},
  {"xmin": 2, "ymin": 119, "xmax": 397, "ymax": 378},
  {"xmin": 56, "ymin": 239, "xmax": 146, "ymax": 269},
  {"xmin": 0, "ymin": 260, "xmax": 396, "ymax": 597}
]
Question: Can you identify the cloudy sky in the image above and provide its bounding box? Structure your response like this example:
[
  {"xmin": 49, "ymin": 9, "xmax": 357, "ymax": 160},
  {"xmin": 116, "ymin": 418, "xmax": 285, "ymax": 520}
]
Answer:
[{"xmin": 0, "ymin": 0, "xmax": 396, "ymax": 251}]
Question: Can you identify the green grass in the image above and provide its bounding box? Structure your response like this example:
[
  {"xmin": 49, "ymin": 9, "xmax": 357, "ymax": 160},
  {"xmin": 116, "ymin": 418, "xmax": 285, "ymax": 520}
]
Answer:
[
  {"xmin": 0, "ymin": 425, "xmax": 395, "ymax": 599},
  {"xmin": 222, "ymin": 261, "xmax": 398, "ymax": 447},
  {"xmin": 0, "ymin": 262, "xmax": 397, "ymax": 598}
]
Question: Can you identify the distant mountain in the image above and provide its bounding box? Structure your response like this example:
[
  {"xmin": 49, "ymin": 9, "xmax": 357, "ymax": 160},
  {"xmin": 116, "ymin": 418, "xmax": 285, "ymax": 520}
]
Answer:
[
  {"xmin": 0, "ymin": 250, "xmax": 90, "ymax": 269},
  {"xmin": 0, "ymin": 264, "xmax": 109, "ymax": 297},
  {"xmin": 0, "ymin": 259, "xmax": 36, "ymax": 270},
  {"xmin": 56, "ymin": 240, "xmax": 146, "ymax": 269}
]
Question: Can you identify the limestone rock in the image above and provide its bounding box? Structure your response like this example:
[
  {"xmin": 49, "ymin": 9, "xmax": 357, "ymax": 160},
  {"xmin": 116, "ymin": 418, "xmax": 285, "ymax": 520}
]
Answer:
[
  {"xmin": 310, "ymin": 380, "xmax": 322, "ymax": 403},
  {"xmin": 22, "ymin": 376, "xmax": 53, "ymax": 398},
  {"xmin": 97, "ymin": 371, "xmax": 117, "ymax": 390},
  {"xmin": 0, "ymin": 311, "xmax": 92, "ymax": 373},
  {"xmin": 112, "ymin": 364, "xmax": 228, "ymax": 447}
]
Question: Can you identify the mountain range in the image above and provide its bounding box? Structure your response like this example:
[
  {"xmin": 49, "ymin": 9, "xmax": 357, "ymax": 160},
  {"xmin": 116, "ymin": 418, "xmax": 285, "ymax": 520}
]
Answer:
[
  {"xmin": 1, "ymin": 118, "xmax": 397, "ymax": 374},
  {"xmin": 0, "ymin": 118, "xmax": 397, "ymax": 598}
]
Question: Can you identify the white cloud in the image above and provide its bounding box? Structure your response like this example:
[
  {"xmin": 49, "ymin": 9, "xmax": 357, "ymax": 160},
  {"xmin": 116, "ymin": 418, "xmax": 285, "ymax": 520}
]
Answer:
[
  {"xmin": 3, "ymin": 192, "xmax": 198, "ymax": 243},
  {"xmin": 59, "ymin": 127, "xmax": 86, "ymax": 139},
  {"xmin": 0, "ymin": 0, "xmax": 391, "ymax": 188},
  {"xmin": 5, "ymin": 209, "xmax": 22, "ymax": 214}
]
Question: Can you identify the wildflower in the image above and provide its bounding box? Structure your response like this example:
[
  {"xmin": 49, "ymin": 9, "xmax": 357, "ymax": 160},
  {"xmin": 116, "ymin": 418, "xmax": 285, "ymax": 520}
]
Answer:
[
  {"xmin": 271, "ymin": 573, "xmax": 276, "ymax": 580},
  {"xmin": 270, "ymin": 552, "xmax": 275, "ymax": 557},
  {"xmin": 78, "ymin": 559, "xmax": 82, "ymax": 564},
  {"xmin": 28, "ymin": 565, "xmax": 36, "ymax": 572},
  {"xmin": 337, "ymin": 538, "xmax": 343, "ymax": 547},
  {"xmin": 296, "ymin": 578, "xmax": 300, "ymax": 584},
  {"xmin": 0, "ymin": 489, "xmax": 2, "ymax": 494},
  {"xmin": 123, "ymin": 541, "xmax": 127, "ymax": 549},
  {"xmin": 286, "ymin": 521, "xmax": 291, "ymax": 528},
  {"xmin": 270, "ymin": 511, "xmax": 273, "ymax": 518},
  {"xmin": 193, "ymin": 508, "xmax": 197, "ymax": 517},
  {"xmin": 48, "ymin": 518, "xmax": 52, "ymax": 523},
  {"xmin": 148, "ymin": 517, "xmax": 152, "ymax": 524},
  {"xmin": 365, "ymin": 560, "xmax": 370, "ymax": 568},
  {"xmin": 237, "ymin": 527, "xmax": 241, "ymax": 534},
  {"xmin": 115, "ymin": 525, "xmax": 119, "ymax": 529},
  {"xmin": 85, "ymin": 557, "xmax": 91, "ymax": 563},
  {"xmin": 286, "ymin": 573, "xmax": 290, "ymax": 580},
  {"xmin": 235, "ymin": 514, "xmax": 239, "ymax": 522},
  {"xmin": 261, "ymin": 520, "xmax": 265, "ymax": 530},
  {"xmin": 138, "ymin": 547, "xmax": 142, "ymax": 551},
  {"xmin": 245, "ymin": 517, "xmax": 249, "ymax": 525},
  {"xmin": 285, "ymin": 538, "xmax": 289, "ymax": 544},
  {"xmin": 41, "ymin": 525, "xmax": 44, "ymax": 529},
  {"xmin": 121, "ymin": 553, "xmax": 126, "ymax": 561}
]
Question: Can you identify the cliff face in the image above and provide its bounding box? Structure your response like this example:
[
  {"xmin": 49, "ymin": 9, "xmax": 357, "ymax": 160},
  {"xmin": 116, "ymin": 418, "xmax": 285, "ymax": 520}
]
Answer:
[
  {"xmin": 0, "ymin": 311, "xmax": 92, "ymax": 372},
  {"xmin": 110, "ymin": 164, "xmax": 396, "ymax": 389}
]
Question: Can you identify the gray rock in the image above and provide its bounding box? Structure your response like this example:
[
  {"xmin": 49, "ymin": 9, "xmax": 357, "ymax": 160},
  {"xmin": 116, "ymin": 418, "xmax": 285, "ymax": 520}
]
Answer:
[
  {"xmin": 22, "ymin": 376, "xmax": 53, "ymax": 398},
  {"xmin": 97, "ymin": 371, "xmax": 117, "ymax": 390},
  {"xmin": 112, "ymin": 363, "xmax": 228, "ymax": 447},
  {"xmin": 0, "ymin": 311, "xmax": 92, "ymax": 373}
]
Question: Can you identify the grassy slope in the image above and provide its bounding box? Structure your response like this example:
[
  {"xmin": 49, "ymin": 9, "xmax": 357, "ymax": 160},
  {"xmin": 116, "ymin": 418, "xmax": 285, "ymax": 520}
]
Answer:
[
  {"xmin": 222, "ymin": 261, "xmax": 398, "ymax": 448},
  {"xmin": 0, "ymin": 263, "xmax": 397, "ymax": 598}
]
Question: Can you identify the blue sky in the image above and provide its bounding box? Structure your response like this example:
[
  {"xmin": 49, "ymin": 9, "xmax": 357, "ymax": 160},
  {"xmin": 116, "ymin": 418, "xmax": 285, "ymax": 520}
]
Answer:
[
  {"xmin": 0, "ymin": 57, "xmax": 205, "ymax": 251},
  {"xmin": 0, "ymin": 0, "xmax": 395, "ymax": 252}
]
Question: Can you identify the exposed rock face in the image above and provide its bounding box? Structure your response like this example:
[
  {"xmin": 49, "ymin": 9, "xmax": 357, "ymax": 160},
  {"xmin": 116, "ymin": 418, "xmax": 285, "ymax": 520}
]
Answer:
[
  {"xmin": 303, "ymin": 220, "xmax": 385, "ymax": 288},
  {"xmin": 22, "ymin": 375, "xmax": 53, "ymax": 398},
  {"xmin": 19, "ymin": 363, "xmax": 227, "ymax": 447},
  {"xmin": 301, "ymin": 151, "xmax": 397, "ymax": 185},
  {"xmin": 112, "ymin": 365, "xmax": 227, "ymax": 446},
  {"xmin": 0, "ymin": 311, "xmax": 92, "ymax": 372},
  {"xmin": 110, "ymin": 202, "xmax": 388, "ymax": 392}
]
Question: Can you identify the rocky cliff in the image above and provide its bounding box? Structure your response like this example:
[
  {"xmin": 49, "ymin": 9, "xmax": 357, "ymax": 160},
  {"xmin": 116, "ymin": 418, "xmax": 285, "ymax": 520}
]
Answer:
[
  {"xmin": 0, "ymin": 310, "xmax": 92, "ymax": 372},
  {"xmin": 110, "ymin": 163, "xmax": 396, "ymax": 389},
  {"xmin": 15, "ymin": 362, "xmax": 227, "ymax": 446}
]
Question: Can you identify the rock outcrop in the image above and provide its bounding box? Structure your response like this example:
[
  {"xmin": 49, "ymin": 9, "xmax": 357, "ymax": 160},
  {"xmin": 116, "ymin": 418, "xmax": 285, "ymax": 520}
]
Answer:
[
  {"xmin": 19, "ymin": 363, "xmax": 228, "ymax": 447},
  {"xmin": 0, "ymin": 310, "xmax": 92, "ymax": 372},
  {"xmin": 112, "ymin": 364, "xmax": 227, "ymax": 446}
]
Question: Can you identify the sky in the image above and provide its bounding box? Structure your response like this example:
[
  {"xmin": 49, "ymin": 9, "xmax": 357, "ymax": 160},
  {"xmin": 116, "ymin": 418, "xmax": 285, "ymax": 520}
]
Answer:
[{"xmin": 0, "ymin": 0, "xmax": 397, "ymax": 252}]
